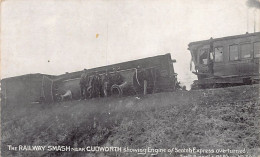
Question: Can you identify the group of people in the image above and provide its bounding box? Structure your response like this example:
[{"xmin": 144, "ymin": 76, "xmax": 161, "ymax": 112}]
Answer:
[{"xmin": 79, "ymin": 68, "xmax": 123, "ymax": 100}]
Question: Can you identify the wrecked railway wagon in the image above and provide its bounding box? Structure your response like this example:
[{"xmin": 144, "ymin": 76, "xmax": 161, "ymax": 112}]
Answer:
[
  {"xmin": 1, "ymin": 74, "xmax": 56, "ymax": 106},
  {"xmin": 189, "ymin": 32, "xmax": 260, "ymax": 89},
  {"xmin": 48, "ymin": 54, "xmax": 177, "ymax": 101},
  {"xmin": 52, "ymin": 53, "xmax": 178, "ymax": 102}
]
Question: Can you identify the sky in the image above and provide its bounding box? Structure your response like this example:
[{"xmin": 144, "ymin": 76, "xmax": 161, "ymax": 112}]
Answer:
[{"xmin": 1, "ymin": 0, "xmax": 260, "ymax": 88}]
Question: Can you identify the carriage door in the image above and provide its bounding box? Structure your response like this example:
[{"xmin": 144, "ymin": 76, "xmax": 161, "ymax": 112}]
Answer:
[
  {"xmin": 239, "ymin": 43, "xmax": 254, "ymax": 76},
  {"xmin": 197, "ymin": 48, "xmax": 210, "ymax": 74},
  {"xmin": 213, "ymin": 47, "xmax": 224, "ymax": 76}
]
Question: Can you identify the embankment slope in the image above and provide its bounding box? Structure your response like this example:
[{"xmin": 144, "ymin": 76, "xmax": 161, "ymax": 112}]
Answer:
[{"xmin": 1, "ymin": 85, "xmax": 259, "ymax": 156}]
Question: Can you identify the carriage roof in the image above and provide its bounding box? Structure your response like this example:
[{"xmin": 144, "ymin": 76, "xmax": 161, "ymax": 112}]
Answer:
[{"xmin": 188, "ymin": 32, "xmax": 260, "ymax": 48}]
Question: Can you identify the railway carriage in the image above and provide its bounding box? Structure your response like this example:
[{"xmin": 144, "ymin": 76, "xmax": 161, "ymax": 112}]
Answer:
[{"xmin": 189, "ymin": 32, "xmax": 260, "ymax": 88}]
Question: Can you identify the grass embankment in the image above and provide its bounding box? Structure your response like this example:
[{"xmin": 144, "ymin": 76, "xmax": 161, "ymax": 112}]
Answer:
[{"xmin": 1, "ymin": 85, "xmax": 260, "ymax": 157}]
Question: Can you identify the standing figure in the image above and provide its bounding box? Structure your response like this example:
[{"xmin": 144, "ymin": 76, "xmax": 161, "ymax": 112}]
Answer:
[
  {"xmin": 79, "ymin": 69, "xmax": 88, "ymax": 100},
  {"xmin": 86, "ymin": 74, "xmax": 94, "ymax": 98},
  {"xmin": 91, "ymin": 72, "xmax": 101, "ymax": 98},
  {"xmin": 208, "ymin": 54, "xmax": 214, "ymax": 75},
  {"xmin": 208, "ymin": 41, "xmax": 214, "ymax": 75},
  {"xmin": 102, "ymin": 70, "xmax": 112, "ymax": 97},
  {"xmin": 96, "ymin": 72, "xmax": 102, "ymax": 97}
]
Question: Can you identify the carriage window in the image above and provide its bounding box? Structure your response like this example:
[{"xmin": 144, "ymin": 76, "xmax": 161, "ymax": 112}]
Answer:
[
  {"xmin": 229, "ymin": 45, "xmax": 239, "ymax": 61},
  {"xmin": 254, "ymin": 42, "xmax": 260, "ymax": 58},
  {"xmin": 199, "ymin": 49, "xmax": 209, "ymax": 65},
  {"xmin": 214, "ymin": 47, "xmax": 223, "ymax": 62},
  {"xmin": 240, "ymin": 43, "xmax": 251, "ymax": 59}
]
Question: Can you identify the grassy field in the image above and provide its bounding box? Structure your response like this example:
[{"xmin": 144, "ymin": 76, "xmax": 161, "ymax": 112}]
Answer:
[{"xmin": 1, "ymin": 85, "xmax": 260, "ymax": 157}]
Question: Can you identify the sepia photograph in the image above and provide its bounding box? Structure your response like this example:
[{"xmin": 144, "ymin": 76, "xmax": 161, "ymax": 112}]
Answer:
[{"xmin": 1, "ymin": 0, "xmax": 260, "ymax": 156}]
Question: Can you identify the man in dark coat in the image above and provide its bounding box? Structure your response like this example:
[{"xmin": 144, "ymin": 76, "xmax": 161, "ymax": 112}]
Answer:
[
  {"xmin": 79, "ymin": 69, "xmax": 88, "ymax": 100},
  {"xmin": 102, "ymin": 70, "xmax": 112, "ymax": 97},
  {"xmin": 96, "ymin": 72, "xmax": 102, "ymax": 97},
  {"xmin": 86, "ymin": 74, "xmax": 94, "ymax": 98},
  {"xmin": 91, "ymin": 71, "xmax": 101, "ymax": 98}
]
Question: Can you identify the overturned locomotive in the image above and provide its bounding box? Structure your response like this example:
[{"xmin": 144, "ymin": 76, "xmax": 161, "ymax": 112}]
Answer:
[
  {"xmin": 51, "ymin": 53, "xmax": 177, "ymax": 102},
  {"xmin": 189, "ymin": 32, "xmax": 260, "ymax": 89},
  {"xmin": 1, "ymin": 53, "xmax": 177, "ymax": 105}
]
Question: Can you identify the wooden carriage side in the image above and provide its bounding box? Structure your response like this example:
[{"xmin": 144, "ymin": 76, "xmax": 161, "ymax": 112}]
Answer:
[
  {"xmin": 188, "ymin": 32, "xmax": 260, "ymax": 87},
  {"xmin": 1, "ymin": 74, "xmax": 56, "ymax": 106}
]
